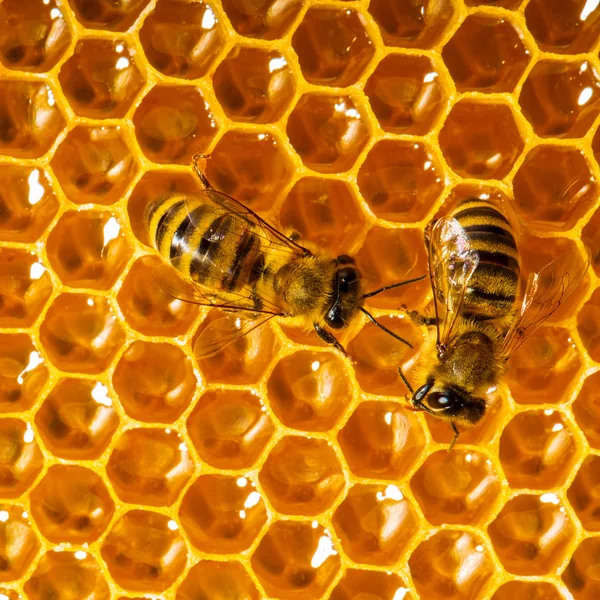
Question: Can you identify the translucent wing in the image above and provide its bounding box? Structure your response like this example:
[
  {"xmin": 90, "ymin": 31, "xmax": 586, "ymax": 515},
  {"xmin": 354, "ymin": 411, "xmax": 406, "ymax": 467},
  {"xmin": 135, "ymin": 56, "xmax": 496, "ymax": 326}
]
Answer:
[
  {"xmin": 502, "ymin": 249, "xmax": 589, "ymax": 360},
  {"xmin": 193, "ymin": 313, "xmax": 276, "ymax": 359},
  {"xmin": 427, "ymin": 217, "xmax": 480, "ymax": 348}
]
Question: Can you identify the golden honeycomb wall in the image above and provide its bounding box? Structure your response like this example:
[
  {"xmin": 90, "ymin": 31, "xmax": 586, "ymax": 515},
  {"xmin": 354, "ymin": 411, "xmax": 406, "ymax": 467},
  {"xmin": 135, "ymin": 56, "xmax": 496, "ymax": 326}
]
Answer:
[{"xmin": 1, "ymin": 0, "xmax": 600, "ymax": 598}]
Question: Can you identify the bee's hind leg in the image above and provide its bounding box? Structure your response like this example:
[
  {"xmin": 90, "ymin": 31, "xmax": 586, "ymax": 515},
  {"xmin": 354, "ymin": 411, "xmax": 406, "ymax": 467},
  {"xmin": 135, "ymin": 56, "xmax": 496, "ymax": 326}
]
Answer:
[
  {"xmin": 400, "ymin": 304, "xmax": 437, "ymax": 327},
  {"xmin": 314, "ymin": 324, "xmax": 351, "ymax": 359}
]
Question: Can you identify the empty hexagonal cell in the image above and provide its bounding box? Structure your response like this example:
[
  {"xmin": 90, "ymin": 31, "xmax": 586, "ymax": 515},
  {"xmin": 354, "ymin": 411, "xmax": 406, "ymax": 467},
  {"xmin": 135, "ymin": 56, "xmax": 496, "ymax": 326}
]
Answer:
[
  {"xmin": 24, "ymin": 551, "xmax": 109, "ymax": 600},
  {"xmin": 439, "ymin": 100, "xmax": 524, "ymax": 179},
  {"xmin": 59, "ymin": 39, "xmax": 145, "ymax": 119},
  {"xmin": 331, "ymin": 569, "xmax": 413, "ymax": 600},
  {"xmin": 520, "ymin": 60, "xmax": 600, "ymax": 138},
  {"xmin": 133, "ymin": 85, "xmax": 217, "ymax": 164},
  {"xmin": 187, "ymin": 388, "xmax": 274, "ymax": 470},
  {"xmin": 563, "ymin": 537, "xmax": 600, "ymax": 599},
  {"xmin": 279, "ymin": 177, "xmax": 366, "ymax": 255},
  {"xmin": 260, "ymin": 436, "xmax": 345, "ymax": 516},
  {"xmin": 213, "ymin": 46, "xmax": 295, "ymax": 123},
  {"xmin": 369, "ymin": 0, "xmax": 455, "ymax": 49},
  {"xmin": 101, "ymin": 510, "xmax": 187, "ymax": 592},
  {"xmin": 46, "ymin": 211, "xmax": 132, "ymax": 290},
  {"xmin": 267, "ymin": 351, "xmax": 352, "ymax": 432},
  {"xmin": 442, "ymin": 14, "xmax": 530, "ymax": 93},
  {"xmin": 0, "ymin": 505, "xmax": 39, "ymax": 582},
  {"xmin": 113, "ymin": 341, "xmax": 197, "ymax": 424},
  {"xmin": 107, "ymin": 427, "xmax": 193, "ymax": 507},
  {"xmin": 287, "ymin": 94, "xmax": 370, "ymax": 174},
  {"xmin": 66, "ymin": 0, "xmax": 150, "ymax": 31},
  {"xmin": 34, "ymin": 378, "xmax": 119, "ymax": 460},
  {"xmin": 365, "ymin": 53, "xmax": 447, "ymax": 135},
  {"xmin": 357, "ymin": 140, "xmax": 444, "ymax": 223},
  {"xmin": 578, "ymin": 288, "xmax": 600, "ymax": 362},
  {"xmin": 221, "ymin": 0, "xmax": 302, "ymax": 39},
  {"xmin": 251, "ymin": 520, "xmax": 340, "ymax": 599},
  {"xmin": 573, "ymin": 371, "xmax": 600, "ymax": 449},
  {"xmin": 568, "ymin": 455, "xmax": 600, "ymax": 531},
  {"xmin": 179, "ymin": 474, "xmax": 267, "ymax": 553},
  {"xmin": 0, "ymin": 418, "xmax": 43, "ymax": 498},
  {"xmin": 492, "ymin": 581, "xmax": 563, "ymax": 600},
  {"xmin": 140, "ymin": 0, "xmax": 224, "ymax": 79},
  {"xmin": 488, "ymin": 494, "xmax": 576, "ymax": 575},
  {"xmin": 0, "ymin": 80, "xmax": 64, "ymax": 158},
  {"xmin": 176, "ymin": 560, "xmax": 260, "ymax": 600},
  {"xmin": 0, "ymin": 333, "xmax": 48, "ymax": 413},
  {"xmin": 409, "ymin": 530, "xmax": 496, "ymax": 600},
  {"xmin": 39, "ymin": 294, "xmax": 125, "ymax": 374},
  {"xmin": 525, "ymin": 0, "xmax": 600, "ymax": 54},
  {"xmin": 500, "ymin": 410, "xmax": 578, "ymax": 490},
  {"xmin": 333, "ymin": 483, "xmax": 419, "ymax": 566},
  {"xmin": 338, "ymin": 400, "xmax": 426, "ymax": 480},
  {"xmin": 411, "ymin": 449, "xmax": 501, "ymax": 526},
  {"xmin": 30, "ymin": 465, "xmax": 114, "ymax": 544},
  {"xmin": 513, "ymin": 145, "xmax": 597, "ymax": 232},
  {"xmin": 292, "ymin": 8, "xmax": 374, "ymax": 87}
]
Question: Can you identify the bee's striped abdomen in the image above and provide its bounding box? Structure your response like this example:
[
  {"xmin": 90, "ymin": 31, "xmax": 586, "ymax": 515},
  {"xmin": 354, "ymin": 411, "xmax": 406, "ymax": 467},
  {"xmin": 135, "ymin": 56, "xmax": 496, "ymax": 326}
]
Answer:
[{"xmin": 452, "ymin": 199, "xmax": 520, "ymax": 321}]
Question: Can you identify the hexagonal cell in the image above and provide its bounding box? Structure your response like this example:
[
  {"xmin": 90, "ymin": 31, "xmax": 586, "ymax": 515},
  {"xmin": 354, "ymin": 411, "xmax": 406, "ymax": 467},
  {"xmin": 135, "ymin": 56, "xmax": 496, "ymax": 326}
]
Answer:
[
  {"xmin": 39, "ymin": 293, "xmax": 125, "ymax": 374},
  {"xmin": 287, "ymin": 94, "xmax": 370, "ymax": 174},
  {"xmin": 364, "ymin": 53, "xmax": 447, "ymax": 135},
  {"xmin": 59, "ymin": 39, "xmax": 145, "ymax": 119},
  {"xmin": 260, "ymin": 436, "xmax": 344, "ymax": 516},
  {"xmin": 113, "ymin": 341, "xmax": 197, "ymax": 424},
  {"xmin": 46, "ymin": 211, "xmax": 132, "ymax": 291},
  {"xmin": 500, "ymin": 410, "xmax": 578, "ymax": 490},
  {"xmin": 348, "ymin": 315, "xmax": 421, "ymax": 396},
  {"xmin": 107, "ymin": 427, "xmax": 193, "ymax": 507},
  {"xmin": 578, "ymin": 288, "xmax": 600, "ymax": 362},
  {"xmin": 251, "ymin": 520, "xmax": 340, "ymax": 599},
  {"xmin": 0, "ymin": 80, "xmax": 64, "ymax": 158},
  {"xmin": 187, "ymin": 388, "xmax": 274, "ymax": 470},
  {"xmin": 333, "ymin": 483, "xmax": 419, "ymax": 566},
  {"xmin": 133, "ymin": 85, "xmax": 217, "ymax": 165},
  {"xmin": 176, "ymin": 560, "xmax": 260, "ymax": 600},
  {"xmin": 357, "ymin": 140, "xmax": 444, "ymax": 223},
  {"xmin": 519, "ymin": 60, "xmax": 600, "ymax": 138},
  {"xmin": 411, "ymin": 449, "xmax": 501, "ymax": 526},
  {"xmin": 338, "ymin": 400, "xmax": 426, "ymax": 480},
  {"xmin": 513, "ymin": 145, "xmax": 597, "ymax": 232},
  {"xmin": 410, "ymin": 530, "xmax": 495, "ymax": 599},
  {"xmin": 439, "ymin": 100, "xmax": 524, "ymax": 179},
  {"xmin": 267, "ymin": 351, "xmax": 352, "ymax": 432},
  {"xmin": 573, "ymin": 371, "xmax": 600, "ymax": 449},
  {"xmin": 568, "ymin": 455, "xmax": 600, "ymax": 531},
  {"xmin": 140, "ymin": 0, "xmax": 224, "ymax": 79},
  {"xmin": 30, "ymin": 465, "xmax": 114, "ymax": 544},
  {"xmin": 179, "ymin": 474, "xmax": 267, "ymax": 553},
  {"xmin": 292, "ymin": 8, "xmax": 374, "ymax": 87},
  {"xmin": 0, "ymin": 333, "xmax": 48, "ymax": 413},
  {"xmin": 492, "ymin": 581, "xmax": 563, "ymax": 600},
  {"xmin": 221, "ymin": 0, "xmax": 302, "ymax": 39},
  {"xmin": 213, "ymin": 46, "xmax": 295, "ymax": 123},
  {"xmin": 488, "ymin": 494, "xmax": 576, "ymax": 575},
  {"xmin": 442, "ymin": 14, "xmax": 530, "ymax": 93},
  {"xmin": 101, "ymin": 510, "xmax": 187, "ymax": 592},
  {"xmin": 34, "ymin": 378, "xmax": 119, "ymax": 460},
  {"xmin": 66, "ymin": 0, "xmax": 150, "ymax": 31},
  {"xmin": 0, "ymin": 505, "xmax": 39, "ymax": 582},
  {"xmin": 330, "ymin": 569, "xmax": 413, "ymax": 600},
  {"xmin": 369, "ymin": 0, "xmax": 455, "ymax": 49},
  {"xmin": 563, "ymin": 537, "xmax": 600, "ymax": 599},
  {"xmin": 525, "ymin": 0, "xmax": 600, "ymax": 54}
]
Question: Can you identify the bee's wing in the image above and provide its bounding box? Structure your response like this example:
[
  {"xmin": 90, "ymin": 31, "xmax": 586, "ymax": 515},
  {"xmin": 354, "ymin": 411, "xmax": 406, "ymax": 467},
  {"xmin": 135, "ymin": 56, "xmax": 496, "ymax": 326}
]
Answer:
[
  {"xmin": 427, "ymin": 217, "xmax": 479, "ymax": 347},
  {"xmin": 193, "ymin": 312, "xmax": 276, "ymax": 359},
  {"xmin": 502, "ymin": 249, "xmax": 589, "ymax": 360}
]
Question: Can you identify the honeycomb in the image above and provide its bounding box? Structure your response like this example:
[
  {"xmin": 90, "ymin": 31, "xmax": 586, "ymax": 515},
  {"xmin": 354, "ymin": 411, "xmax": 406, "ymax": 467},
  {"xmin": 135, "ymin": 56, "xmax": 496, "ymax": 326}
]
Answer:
[{"xmin": 1, "ymin": 0, "xmax": 600, "ymax": 598}]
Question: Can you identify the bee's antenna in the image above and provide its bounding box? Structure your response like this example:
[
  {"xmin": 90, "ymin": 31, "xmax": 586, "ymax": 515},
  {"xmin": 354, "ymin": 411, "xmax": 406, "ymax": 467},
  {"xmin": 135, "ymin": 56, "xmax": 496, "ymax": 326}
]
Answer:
[
  {"xmin": 397, "ymin": 367, "xmax": 414, "ymax": 395},
  {"xmin": 359, "ymin": 307, "xmax": 413, "ymax": 348},
  {"xmin": 192, "ymin": 153, "xmax": 213, "ymax": 190},
  {"xmin": 362, "ymin": 275, "xmax": 427, "ymax": 299}
]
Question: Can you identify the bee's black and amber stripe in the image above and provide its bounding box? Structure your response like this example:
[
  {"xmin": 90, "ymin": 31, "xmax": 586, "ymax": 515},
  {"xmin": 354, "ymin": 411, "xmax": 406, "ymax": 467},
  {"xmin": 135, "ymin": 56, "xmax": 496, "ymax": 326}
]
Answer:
[{"xmin": 451, "ymin": 198, "xmax": 520, "ymax": 321}]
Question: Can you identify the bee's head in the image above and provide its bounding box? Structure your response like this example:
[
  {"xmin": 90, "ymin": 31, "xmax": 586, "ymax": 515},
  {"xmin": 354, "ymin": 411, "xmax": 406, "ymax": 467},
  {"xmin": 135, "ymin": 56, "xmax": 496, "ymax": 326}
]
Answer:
[{"xmin": 324, "ymin": 255, "xmax": 363, "ymax": 329}]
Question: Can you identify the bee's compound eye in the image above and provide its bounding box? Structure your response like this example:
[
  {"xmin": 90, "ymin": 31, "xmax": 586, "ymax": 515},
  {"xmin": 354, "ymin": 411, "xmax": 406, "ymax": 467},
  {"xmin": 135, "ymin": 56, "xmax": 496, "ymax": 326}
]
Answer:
[
  {"xmin": 336, "ymin": 254, "xmax": 354, "ymax": 265},
  {"xmin": 427, "ymin": 392, "xmax": 458, "ymax": 411}
]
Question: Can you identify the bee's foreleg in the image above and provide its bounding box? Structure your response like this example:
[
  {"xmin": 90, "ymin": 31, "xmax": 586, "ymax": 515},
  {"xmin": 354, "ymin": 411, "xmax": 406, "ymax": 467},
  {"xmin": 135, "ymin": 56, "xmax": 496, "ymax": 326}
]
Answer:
[
  {"xmin": 314, "ymin": 324, "xmax": 350, "ymax": 359},
  {"xmin": 448, "ymin": 422, "xmax": 460, "ymax": 451},
  {"xmin": 400, "ymin": 304, "xmax": 438, "ymax": 327}
]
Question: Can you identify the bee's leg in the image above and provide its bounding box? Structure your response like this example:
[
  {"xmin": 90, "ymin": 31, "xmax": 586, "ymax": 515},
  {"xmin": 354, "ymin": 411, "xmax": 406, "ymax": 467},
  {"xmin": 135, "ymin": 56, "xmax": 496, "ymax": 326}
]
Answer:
[
  {"xmin": 400, "ymin": 304, "xmax": 438, "ymax": 327},
  {"xmin": 314, "ymin": 324, "xmax": 349, "ymax": 358},
  {"xmin": 192, "ymin": 154, "xmax": 214, "ymax": 190},
  {"xmin": 448, "ymin": 422, "xmax": 460, "ymax": 451}
]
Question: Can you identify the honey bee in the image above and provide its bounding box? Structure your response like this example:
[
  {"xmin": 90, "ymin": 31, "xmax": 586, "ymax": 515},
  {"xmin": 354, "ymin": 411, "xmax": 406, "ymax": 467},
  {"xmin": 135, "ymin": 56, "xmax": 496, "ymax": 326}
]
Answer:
[
  {"xmin": 145, "ymin": 154, "xmax": 424, "ymax": 359},
  {"xmin": 399, "ymin": 198, "xmax": 589, "ymax": 449}
]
